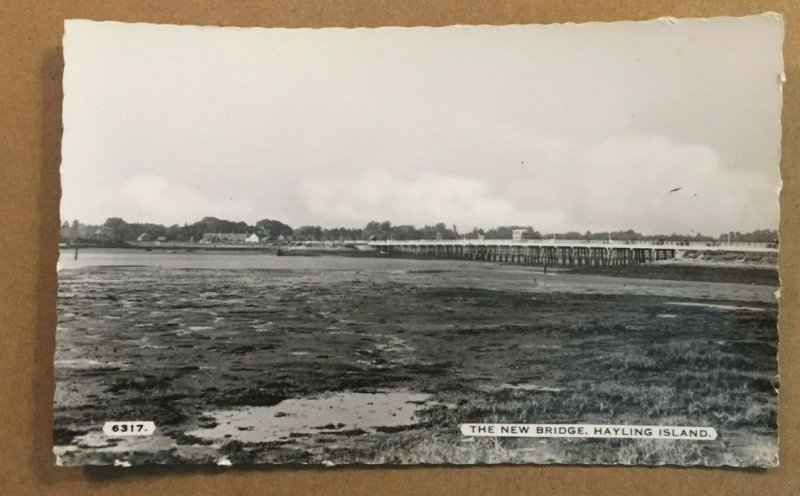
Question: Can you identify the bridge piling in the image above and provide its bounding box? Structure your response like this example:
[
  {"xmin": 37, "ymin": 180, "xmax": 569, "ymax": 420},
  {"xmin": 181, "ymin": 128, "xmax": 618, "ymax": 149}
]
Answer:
[{"xmin": 366, "ymin": 239, "xmax": 767, "ymax": 267}]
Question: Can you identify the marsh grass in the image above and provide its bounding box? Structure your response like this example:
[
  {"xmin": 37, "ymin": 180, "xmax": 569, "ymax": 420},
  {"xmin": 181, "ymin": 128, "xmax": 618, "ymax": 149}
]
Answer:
[{"xmin": 54, "ymin": 264, "xmax": 778, "ymax": 466}]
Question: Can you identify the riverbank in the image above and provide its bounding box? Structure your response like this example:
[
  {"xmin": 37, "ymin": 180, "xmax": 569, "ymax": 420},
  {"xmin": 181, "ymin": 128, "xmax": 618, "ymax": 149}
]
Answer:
[
  {"xmin": 570, "ymin": 263, "xmax": 779, "ymax": 286},
  {"xmin": 62, "ymin": 245, "xmax": 780, "ymax": 286}
]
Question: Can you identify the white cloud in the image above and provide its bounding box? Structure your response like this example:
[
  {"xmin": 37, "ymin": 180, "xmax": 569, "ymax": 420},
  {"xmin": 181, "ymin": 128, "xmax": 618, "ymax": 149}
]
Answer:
[
  {"xmin": 558, "ymin": 135, "xmax": 777, "ymax": 234},
  {"xmin": 120, "ymin": 175, "xmax": 254, "ymax": 224},
  {"xmin": 299, "ymin": 135, "xmax": 777, "ymax": 234},
  {"xmin": 60, "ymin": 20, "xmax": 782, "ymax": 233},
  {"xmin": 60, "ymin": 174, "xmax": 255, "ymax": 225},
  {"xmin": 300, "ymin": 171, "xmax": 564, "ymax": 231}
]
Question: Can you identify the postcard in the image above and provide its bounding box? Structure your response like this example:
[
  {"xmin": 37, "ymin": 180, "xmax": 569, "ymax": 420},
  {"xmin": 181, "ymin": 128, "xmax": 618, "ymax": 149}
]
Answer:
[{"xmin": 55, "ymin": 15, "xmax": 783, "ymax": 467}]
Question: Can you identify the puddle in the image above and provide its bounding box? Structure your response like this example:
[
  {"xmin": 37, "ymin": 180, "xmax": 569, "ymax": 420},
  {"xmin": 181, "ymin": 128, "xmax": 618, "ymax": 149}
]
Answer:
[
  {"xmin": 54, "ymin": 359, "xmax": 127, "ymax": 370},
  {"xmin": 664, "ymin": 302, "xmax": 768, "ymax": 312},
  {"xmin": 328, "ymin": 330, "xmax": 357, "ymax": 336},
  {"xmin": 657, "ymin": 314, "xmax": 677, "ymax": 319},
  {"xmin": 480, "ymin": 383, "xmax": 565, "ymax": 393},
  {"xmin": 499, "ymin": 383, "xmax": 565, "ymax": 392},
  {"xmin": 187, "ymin": 390, "xmax": 433, "ymax": 443},
  {"xmin": 55, "ymin": 431, "xmax": 176, "ymax": 456}
]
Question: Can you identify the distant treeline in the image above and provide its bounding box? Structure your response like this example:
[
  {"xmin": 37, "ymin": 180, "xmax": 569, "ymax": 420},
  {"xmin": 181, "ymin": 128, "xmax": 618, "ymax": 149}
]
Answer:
[{"xmin": 59, "ymin": 217, "xmax": 779, "ymax": 244}]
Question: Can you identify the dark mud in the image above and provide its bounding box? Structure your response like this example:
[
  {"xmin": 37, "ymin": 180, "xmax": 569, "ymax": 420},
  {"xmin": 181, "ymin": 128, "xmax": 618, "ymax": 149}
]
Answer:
[
  {"xmin": 571, "ymin": 264, "xmax": 779, "ymax": 286},
  {"xmin": 54, "ymin": 259, "xmax": 778, "ymax": 466}
]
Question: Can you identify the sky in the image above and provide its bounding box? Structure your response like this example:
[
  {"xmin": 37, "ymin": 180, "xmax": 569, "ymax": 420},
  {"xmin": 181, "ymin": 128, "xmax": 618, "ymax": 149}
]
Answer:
[{"xmin": 61, "ymin": 16, "xmax": 784, "ymax": 234}]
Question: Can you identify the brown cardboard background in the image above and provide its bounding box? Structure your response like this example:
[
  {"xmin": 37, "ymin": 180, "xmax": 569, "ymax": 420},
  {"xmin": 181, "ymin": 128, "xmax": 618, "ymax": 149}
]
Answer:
[{"xmin": 0, "ymin": 1, "xmax": 797, "ymax": 494}]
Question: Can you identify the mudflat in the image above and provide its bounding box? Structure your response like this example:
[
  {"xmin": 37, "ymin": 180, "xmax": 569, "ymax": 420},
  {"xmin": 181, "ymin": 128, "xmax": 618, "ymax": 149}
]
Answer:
[{"xmin": 54, "ymin": 251, "xmax": 778, "ymax": 466}]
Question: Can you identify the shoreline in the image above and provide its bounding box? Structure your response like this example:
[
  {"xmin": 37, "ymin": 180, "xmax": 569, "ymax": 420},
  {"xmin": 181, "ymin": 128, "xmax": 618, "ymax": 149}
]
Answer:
[{"xmin": 59, "ymin": 246, "xmax": 779, "ymax": 286}]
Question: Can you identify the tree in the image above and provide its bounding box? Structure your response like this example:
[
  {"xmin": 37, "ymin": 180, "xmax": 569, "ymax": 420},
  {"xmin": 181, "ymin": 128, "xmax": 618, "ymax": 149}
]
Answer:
[
  {"xmin": 363, "ymin": 221, "xmax": 392, "ymax": 240},
  {"xmin": 255, "ymin": 219, "xmax": 293, "ymax": 239},
  {"xmin": 392, "ymin": 225, "xmax": 416, "ymax": 240},
  {"xmin": 103, "ymin": 217, "xmax": 129, "ymax": 241},
  {"xmin": 70, "ymin": 219, "xmax": 81, "ymax": 238},
  {"xmin": 294, "ymin": 225, "xmax": 323, "ymax": 241}
]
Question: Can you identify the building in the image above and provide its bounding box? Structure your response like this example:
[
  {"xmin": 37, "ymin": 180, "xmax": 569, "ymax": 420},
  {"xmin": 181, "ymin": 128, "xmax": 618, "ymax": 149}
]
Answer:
[
  {"xmin": 245, "ymin": 233, "xmax": 260, "ymax": 243},
  {"xmin": 512, "ymin": 228, "xmax": 533, "ymax": 241},
  {"xmin": 200, "ymin": 232, "xmax": 250, "ymax": 244},
  {"xmin": 94, "ymin": 226, "xmax": 113, "ymax": 239}
]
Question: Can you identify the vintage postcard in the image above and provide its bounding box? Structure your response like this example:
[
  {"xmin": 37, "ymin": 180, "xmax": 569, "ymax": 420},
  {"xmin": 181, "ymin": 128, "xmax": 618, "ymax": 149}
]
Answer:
[{"xmin": 55, "ymin": 15, "xmax": 783, "ymax": 467}]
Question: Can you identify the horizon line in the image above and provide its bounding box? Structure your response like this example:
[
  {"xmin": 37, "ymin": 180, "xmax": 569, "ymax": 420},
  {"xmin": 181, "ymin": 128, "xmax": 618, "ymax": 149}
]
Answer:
[{"xmin": 59, "ymin": 215, "xmax": 778, "ymax": 237}]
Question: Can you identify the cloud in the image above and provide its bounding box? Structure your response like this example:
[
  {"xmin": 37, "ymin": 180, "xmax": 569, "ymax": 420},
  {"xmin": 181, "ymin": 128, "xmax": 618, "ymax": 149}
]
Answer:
[
  {"xmin": 60, "ymin": 173, "xmax": 256, "ymax": 225},
  {"xmin": 566, "ymin": 136, "xmax": 726, "ymax": 227},
  {"xmin": 500, "ymin": 133, "xmax": 779, "ymax": 233},
  {"xmin": 569, "ymin": 136, "xmax": 778, "ymax": 233},
  {"xmin": 299, "ymin": 171, "xmax": 565, "ymax": 230},
  {"xmin": 298, "ymin": 134, "xmax": 777, "ymax": 234},
  {"xmin": 60, "ymin": 20, "xmax": 782, "ymax": 233},
  {"xmin": 118, "ymin": 175, "xmax": 254, "ymax": 224}
]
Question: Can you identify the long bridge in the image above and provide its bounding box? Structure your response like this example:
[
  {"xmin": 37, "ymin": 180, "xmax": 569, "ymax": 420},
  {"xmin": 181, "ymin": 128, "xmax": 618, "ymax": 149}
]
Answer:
[{"xmin": 366, "ymin": 239, "xmax": 777, "ymax": 267}]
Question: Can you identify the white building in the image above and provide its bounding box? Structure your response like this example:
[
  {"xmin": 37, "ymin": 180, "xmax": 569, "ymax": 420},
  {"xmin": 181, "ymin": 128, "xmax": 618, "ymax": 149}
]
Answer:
[{"xmin": 512, "ymin": 229, "xmax": 530, "ymax": 241}]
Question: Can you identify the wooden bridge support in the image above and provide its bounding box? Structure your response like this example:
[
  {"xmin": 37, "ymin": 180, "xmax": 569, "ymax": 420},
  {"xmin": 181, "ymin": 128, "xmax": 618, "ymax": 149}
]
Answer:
[{"xmin": 375, "ymin": 243, "xmax": 676, "ymax": 267}]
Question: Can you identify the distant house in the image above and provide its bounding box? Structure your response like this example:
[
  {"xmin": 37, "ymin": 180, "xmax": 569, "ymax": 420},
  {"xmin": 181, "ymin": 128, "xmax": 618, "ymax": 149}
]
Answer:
[
  {"xmin": 95, "ymin": 226, "xmax": 113, "ymax": 239},
  {"xmin": 200, "ymin": 232, "xmax": 250, "ymax": 244},
  {"xmin": 245, "ymin": 233, "xmax": 260, "ymax": 244},
  {"xmin": 512, "ymin": 229, "xmax": 532, "ymax": 241}
]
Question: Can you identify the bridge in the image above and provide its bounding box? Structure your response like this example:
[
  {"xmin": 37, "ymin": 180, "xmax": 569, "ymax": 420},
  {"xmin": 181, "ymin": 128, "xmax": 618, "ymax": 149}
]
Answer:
[{"xmin": 366, "ymin": 239, "xmax": 777, "ymax": 267}]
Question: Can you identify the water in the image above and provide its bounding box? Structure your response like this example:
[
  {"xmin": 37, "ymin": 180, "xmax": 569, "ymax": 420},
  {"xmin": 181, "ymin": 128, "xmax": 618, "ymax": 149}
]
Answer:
[
  {"xmin": 58, "ymin": 248, "xmax": 484, "ymax": 272},
  {"xmin": 58, "ymin": 248, "xmax": 777, "ymax": 303},
  {"xmin": 664, "ymin": 302, "xmax": 769, "ymax": 312},
  {"xmin": 187, "ymin": 391, "xmax": 434, "ymax": 444}
]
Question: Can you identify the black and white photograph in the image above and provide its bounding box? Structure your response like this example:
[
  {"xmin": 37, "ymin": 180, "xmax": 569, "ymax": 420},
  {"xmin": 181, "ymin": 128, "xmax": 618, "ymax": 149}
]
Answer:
[{"xmin": 54, "ymin": 15, "xmax": 783, "ymax": 467}]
